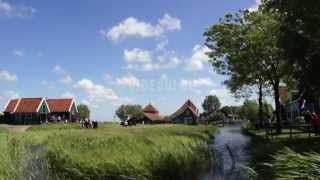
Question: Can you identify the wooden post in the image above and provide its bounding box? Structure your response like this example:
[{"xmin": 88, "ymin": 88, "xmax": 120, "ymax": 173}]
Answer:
[{"xmin": 290, "ymin": 126, "xmax": 292, "ymax": 139}]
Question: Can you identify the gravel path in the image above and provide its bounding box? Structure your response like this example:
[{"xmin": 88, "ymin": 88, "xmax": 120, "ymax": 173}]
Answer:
[{"xmin": 0, "ymin": 124, "xmax": 31, "ymax": 133}]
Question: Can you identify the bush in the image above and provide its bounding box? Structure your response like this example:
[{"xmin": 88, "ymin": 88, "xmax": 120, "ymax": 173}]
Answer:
[{"xmin": 207, "ymin": 112, "xmax": 225, "ymax": 122}]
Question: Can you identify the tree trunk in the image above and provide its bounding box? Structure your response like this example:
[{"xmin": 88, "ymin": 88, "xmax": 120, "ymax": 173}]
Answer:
[
  {"xmin": 258, "ymin": 79, "xmax": 263, "ymax": 128},
  {"xmin": 274, "ymin": 79, "xmax": 282, "ymax": 133}
]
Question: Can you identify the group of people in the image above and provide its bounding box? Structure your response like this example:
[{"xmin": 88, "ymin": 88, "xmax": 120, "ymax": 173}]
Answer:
[
  {"xmin": 41, "ymin": 115, "xmax": 69, "ymax": 124},
  {"xmin": 304, "ymin": 111, "xmax": 320, "ymax": 125},
  {"xmin": 80, "ymin": 118, "xmax": 98, "ymax": 129}
]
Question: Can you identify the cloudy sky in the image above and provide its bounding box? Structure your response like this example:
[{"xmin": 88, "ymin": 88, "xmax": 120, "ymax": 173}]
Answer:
[{"xmin": 0, "ymin": 0, "xmax": 260, "ymax": 121}]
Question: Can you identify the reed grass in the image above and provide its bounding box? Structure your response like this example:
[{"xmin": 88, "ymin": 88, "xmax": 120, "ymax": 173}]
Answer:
[
  {"xmin": 0, "ymin": 124, "xmax": 216, "ymax": 180},
  {"xmin": 269, "ymin": 147, "xmax": 320, "ymax": 179}
]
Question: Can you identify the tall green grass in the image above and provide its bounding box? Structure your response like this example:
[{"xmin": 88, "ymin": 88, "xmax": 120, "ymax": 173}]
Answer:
[
  {"xmin": 0, "ymin": 124, "xmax": 216, "ymax": 180},
  {"xmin": 269, "ymin": 147, "xmax": 320, "ymax": 179},
  {"xmin": 0, "ymin": 132, "xmax": 30, "ymax": 180}
]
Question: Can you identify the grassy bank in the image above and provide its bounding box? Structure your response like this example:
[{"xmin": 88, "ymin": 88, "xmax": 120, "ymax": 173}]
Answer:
[
  {"xmin": 0, "ymin": 124, "xmax": 216, "ymax": 180},
  {"xmin": 242, "ymin": 123, "xmax": 320, "ymax": 179}
]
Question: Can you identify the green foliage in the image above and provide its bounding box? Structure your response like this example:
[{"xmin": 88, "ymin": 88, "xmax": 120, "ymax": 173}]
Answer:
[
  {"xmin": 270, "ymin": 148, "xmax": 320, "ymax": 179},
  {"xmin": 240, "ymin": 100, "xmax": 259, "ymax": 122},
  {"xmin": 77, "ymin": 104, "xmax": 90, "ymax": 120},
  {"xmin": 202, "ymin": 95, "xmax": 221, "ymax": 113},
  {"xmin": 0, "ymin": 134, "xmax": 31, "ymax": 180},
  {"xmin": 241, "ymin": 122, "xmax": 255, "ymax": 135},
  {"xmin": 239, "ymin": 100, "xmax": 273, "ymax": 123},
  {"xmin": 115, "ymin": 104, "xmax": 144, "ymax": 122},
  {"xmin": 207, "ymin": 112, "xmax": 225, "ymax": 122},
  {"xmin": 204, "ymin": 8, "xmax": 288, "ymax": 131},
  {"xmin": 267, "ymin": 0, "xmax": 320, "ymax": 98},
  {"xmin": 220, "ymin": 106, "xmax": 241, "ymax": 116}
]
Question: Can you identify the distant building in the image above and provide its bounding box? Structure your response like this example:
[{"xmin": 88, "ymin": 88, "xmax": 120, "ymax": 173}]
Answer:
[
  {"xmin": 47, "ymin": 98, "xmax": 79, "ymax": 123},
  {"xmin": 3, "ymin": 97, "xmax": 50, "ymax": 125},
  {"xmin": 142, "ymin": 104, "xmax": 167, "ymax": 124},
  {"xmin": 2, "ymin": 97, "xmax": 79, "ymax": 125},
  {"xmin": 168, "ymin": 99, "xmax": 199, "ymax": 125}
]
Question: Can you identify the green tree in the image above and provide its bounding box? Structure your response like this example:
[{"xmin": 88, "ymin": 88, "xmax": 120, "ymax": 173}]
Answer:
[
  {"xmin": 202, "ymin": 95, "xmax": 221, "ymax": 114},
  {"xmin": 77, "ymin": 104, "xmax": 90, "ymax": 120},
  {"xmin": 221, "ymin": 106, "xmax": 242, "ymax": 117},
  {"xmin": 115, "ymin": 104, "xmax": 144, "ymax": 122},
  {"xmin": 240, "ymin": 100, "xmax": 259, "ymax": 123},
  {"xmin": 204, "ymin": 10, "xmax": 289, "ymax": 132},
  {"xmin": 267, "ymin": 0, "xmax": 320, "ymax": 99},
  {"xmin": 208, "ymin": 112, "xmax": 225, "ymax": 122}
]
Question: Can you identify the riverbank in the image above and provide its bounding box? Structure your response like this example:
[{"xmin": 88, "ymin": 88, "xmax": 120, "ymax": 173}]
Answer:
[
  {"xmin": 242, "ymin": 123, "xmax": 320, "ymax": 179},
  {"xmin": 0, "ymin": 124, "xmax": 216, "ymax": 180}
]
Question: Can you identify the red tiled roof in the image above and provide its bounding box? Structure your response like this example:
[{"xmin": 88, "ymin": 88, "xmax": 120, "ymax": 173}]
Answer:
[
  {"xmin": 143, "ymin": 104, "xmax": 159, "ymax": 115},
  {"xmin": 15, "ymin": 98, "xmax": 43, "ymax": 113},
  {"xmin": 4, "ymin": 99, "xmax": 19, "ymax": 113},
  {"xmin": 47, "ymin": 99, "xmax": 74, "ymax": 112},
  {"xmin": 168, "ymin": 99, "xmax": 199, "ymax": 120}
]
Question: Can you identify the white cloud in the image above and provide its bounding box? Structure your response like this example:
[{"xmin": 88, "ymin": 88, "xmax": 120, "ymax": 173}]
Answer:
[
  {"xmin": 12, "ymin": 49, "xmax": 24, "ymax": 57},
  {"xmin": 124, "ymin": 48, "xmax": 151, "ymax": 63},
  {"xmin": 248, "ymin": 0, "xmax": 261, "ymax": 12},
  {"xmin": 0, "ymin": 0, "xmax": 12, "ymax": 15},
  {"xmin": 74, "ymin": 79, "xmax": 118, "ymax": 101},
  {"xmin": 156, "ymin": 38, "xmax": 169, "ymax": 51},
  {"xmin": 115, "ymin": 74, "xmax": 140, "ymax": 88},
  {"xmin": 125, "ymin": 50, "xmax": 181, "ymax": 71},
  {"xmin": 0, "ymin": 70, "xmax": 17, "ymax": 82},
  {"xmin": 103, "ymin": 73, "xmax": 114, "ymax": 83},
  {"xmin": 209, "ymin": 88, "xmax": 242, "ymax": 106},
  {"xmin": 61, "ymin": 91, "xmax": 75, "ymax": 98},
  {"xmin": 185, "ymin": 44, "xmax": 211, "ymax": 71},
  {"xmin": 74, "ymin": 79, "xmax": 134, "ymax": 107},
  {"xmin": 180, "ymin": 78, "xmax": 213, "ymax": 88},
  {"xmin": 101, "ymin": 13, "xmax": 181, "ymax": 41},
  {"xmin": 53, "ymin": 65, "xmax": 73, "ymax": 85},
  {"xmin": 0, "ymin": 1, "xmax": 35, "ymax": 18},
  {"xmin": 158, "ymin": 14, "xmax": 181, "ymax": 31}
]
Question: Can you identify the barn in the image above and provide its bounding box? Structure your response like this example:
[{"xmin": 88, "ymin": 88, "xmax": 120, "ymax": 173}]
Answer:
[
  {"xmin": 168, "ymin": 99, "xmax": 199, "ymax": 125},
  {"xmin": 47, "ymin": 98, "xmax": 79, "ymax": 123},
  {"xmin": 141, "ymin": 104, "xmax": 167, "ymax": 124},
  {"xmin": 3, "ymin": 97, "xmax": 50, "ymax": 125}
]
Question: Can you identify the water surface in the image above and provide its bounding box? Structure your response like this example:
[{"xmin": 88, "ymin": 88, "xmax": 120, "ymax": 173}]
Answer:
[{"xmin": 201, "ymin": 125, "xmax": 251, "ymax": 180}]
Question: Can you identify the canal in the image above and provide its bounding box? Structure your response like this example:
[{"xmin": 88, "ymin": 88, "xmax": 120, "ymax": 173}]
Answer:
[{"xmin": 201, "ymin": 124, "xmax": 252, "ymax": 180}]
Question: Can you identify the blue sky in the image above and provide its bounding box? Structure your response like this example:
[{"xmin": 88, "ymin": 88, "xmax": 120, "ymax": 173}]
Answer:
[{"xmin": 0, "ymin": 0, "xmax": 260, "ymax": 121}]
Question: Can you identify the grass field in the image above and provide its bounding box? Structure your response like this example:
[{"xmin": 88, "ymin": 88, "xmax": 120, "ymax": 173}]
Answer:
[
  {"xmin": 0, "ymin": 124, "xmax": 216, "ymax": 180},
  {"xmin": 242, "ymin": 123, "xmax": 320, "ymax": 179}
]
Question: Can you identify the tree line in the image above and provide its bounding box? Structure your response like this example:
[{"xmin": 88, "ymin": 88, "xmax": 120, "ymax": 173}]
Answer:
[
  {"xmin": 201, "ymin": 95, "xmax": 273, "ymax": 124},
  {"xmin": 204, "ymin": 0, "xmax": 320, "ymax": 132}
]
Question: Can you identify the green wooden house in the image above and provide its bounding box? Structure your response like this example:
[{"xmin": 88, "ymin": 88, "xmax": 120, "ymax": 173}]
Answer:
[{"xmin": 3, "ymin": 97, "xmax": 50, "ymax": 125}]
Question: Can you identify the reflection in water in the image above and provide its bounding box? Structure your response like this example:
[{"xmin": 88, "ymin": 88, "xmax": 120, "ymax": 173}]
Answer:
[{"xmin": 200, "ymin": 125, "xmax": 251, "ymax": 180}]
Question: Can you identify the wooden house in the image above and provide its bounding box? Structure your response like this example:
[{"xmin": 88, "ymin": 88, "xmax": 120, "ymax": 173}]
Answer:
[
  {"xmin": 47, "ymin": 98, "xmax": 79, "ymax": 123},
  {"xmin": 3, "ymin": 97, "xmax": 50, "ymax": 125},
  {"xmin": 141, "ymin": 104, "xmax": 167, "ymax": 124},
  {"xmin": 168, "ymin": 99, "xmax": 199, "ymax": 125}
]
